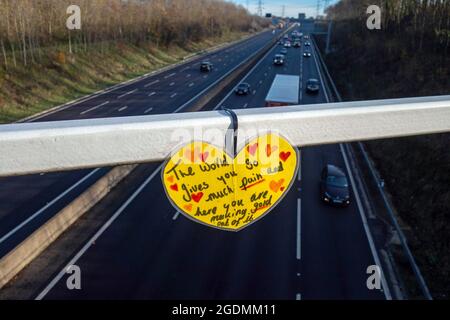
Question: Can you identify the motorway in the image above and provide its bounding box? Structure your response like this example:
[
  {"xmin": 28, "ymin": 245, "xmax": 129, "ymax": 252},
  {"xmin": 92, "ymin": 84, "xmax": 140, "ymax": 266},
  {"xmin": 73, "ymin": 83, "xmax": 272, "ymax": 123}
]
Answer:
[
  {"xmin": 0, "ymin": 29, "xmax": 282, "ymax": 258},
  {"xmin": 27, "ymin": 22, "xmax": 390, "ymax": 300}
]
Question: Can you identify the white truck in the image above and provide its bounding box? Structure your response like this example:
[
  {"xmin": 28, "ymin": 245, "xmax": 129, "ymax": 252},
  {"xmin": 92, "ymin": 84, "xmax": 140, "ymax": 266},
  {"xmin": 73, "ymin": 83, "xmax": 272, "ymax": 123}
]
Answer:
[{"xmin": 265, "ymin": 74, "xmax": 300, "ymax": 107}]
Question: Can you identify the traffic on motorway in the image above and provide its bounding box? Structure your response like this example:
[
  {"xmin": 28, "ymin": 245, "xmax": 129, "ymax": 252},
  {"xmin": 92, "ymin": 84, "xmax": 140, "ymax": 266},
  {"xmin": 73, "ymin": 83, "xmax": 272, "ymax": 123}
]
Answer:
[
  {"xmin": 1, "ymin": 1, "xmax": 448, "ymax": 314},
  {"xmin": 0, "ymin": 22, "xmax": 389, "ymax": 301},
  {"xmin": 0, "ymin": 29, "xmax": 281, "ymax": 258}
]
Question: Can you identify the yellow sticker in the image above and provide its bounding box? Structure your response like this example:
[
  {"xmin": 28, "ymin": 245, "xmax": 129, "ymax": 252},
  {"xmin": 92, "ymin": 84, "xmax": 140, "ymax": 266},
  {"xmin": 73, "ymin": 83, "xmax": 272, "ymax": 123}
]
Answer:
[{"xmin": 162, "ymin": 133, "xmax": 298, "ymax": 231}]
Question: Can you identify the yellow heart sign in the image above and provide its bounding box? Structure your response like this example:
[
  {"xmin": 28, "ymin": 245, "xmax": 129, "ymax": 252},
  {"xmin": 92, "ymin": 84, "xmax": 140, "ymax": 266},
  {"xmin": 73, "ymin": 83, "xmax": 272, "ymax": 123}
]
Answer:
[{"xmin": 162, "ymin": 133, "xmax": 298, "ymax": 231}]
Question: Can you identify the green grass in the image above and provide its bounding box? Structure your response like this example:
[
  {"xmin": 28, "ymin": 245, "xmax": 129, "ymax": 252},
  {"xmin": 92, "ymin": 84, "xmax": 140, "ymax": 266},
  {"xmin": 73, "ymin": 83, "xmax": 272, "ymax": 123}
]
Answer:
[{"xmin": 0, "ymin": 31, "xmax": 249, "ymax": 123}]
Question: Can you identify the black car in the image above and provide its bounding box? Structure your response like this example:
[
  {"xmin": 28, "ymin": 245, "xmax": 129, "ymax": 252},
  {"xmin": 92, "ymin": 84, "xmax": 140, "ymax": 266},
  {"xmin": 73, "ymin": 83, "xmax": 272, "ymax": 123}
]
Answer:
[
  {"xmin": 306, "ymin": 78, "xmax": 320, "ymax": 93},
  {"xmin": 320, "ymin": 165, "xmax": 351, "ymax": 206},
  {"xmin": 304, "ymin": 42, "xmax": 311, "ymax": 46},
  {"xmin": 293, "ymin": 41, "xmax": 301, "ymax": 48},
  {"xmin": 200, "ymin": 61, "xmax": 213, "ymax": 72},
  {"xmin": 303, "ymin": 52, "xmax": 311, "ymax": 57},
  {"xmin": 273, "ymin": 54, "xmax": 285, "ymax": 65},
  {"xmin": 235, "ymin": 82, "xmax": 251, "ymax": 95}
]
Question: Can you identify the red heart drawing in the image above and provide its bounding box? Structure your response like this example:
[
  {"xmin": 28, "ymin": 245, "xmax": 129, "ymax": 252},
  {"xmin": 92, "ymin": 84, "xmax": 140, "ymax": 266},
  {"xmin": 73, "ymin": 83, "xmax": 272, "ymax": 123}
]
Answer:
[
  {"xmin": 192, "ymin": 192, "xmax": 204, "ymax": 203},
  {"xmin": 247, "ymin": 143, "xmax": 258, "ymax": 156},
  {"xmin": 266, "ymin": 144, "xmax": 279, "ymax": 157},
  {"xmin": 170, "ymin": 184, "xmax": 179, "ymax": 192},
  {"xmin": 199, "ymin": 152, "xmax": 209, "ymax": 162},
  {"xmin": 167, "ymin": 176, "xmax": 175, "ymax": 183},
  {"xmin": 280, "ymin": 151, "xmax": 291, "ymax": 162},
  {"xmin": 184, "ymin": 204, "xmax": 193, "ymax": 212}
]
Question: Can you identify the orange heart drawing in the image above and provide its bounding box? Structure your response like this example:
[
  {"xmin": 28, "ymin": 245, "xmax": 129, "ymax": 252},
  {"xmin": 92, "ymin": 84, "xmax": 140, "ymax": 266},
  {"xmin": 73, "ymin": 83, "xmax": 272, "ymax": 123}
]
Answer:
[
  {"xmin": 266, "ymin": 144, "xmax": 279, "ymax": 157},
  {"xmin": 270, "ymin": 179, "xmax": 285, "ymax": 192}
]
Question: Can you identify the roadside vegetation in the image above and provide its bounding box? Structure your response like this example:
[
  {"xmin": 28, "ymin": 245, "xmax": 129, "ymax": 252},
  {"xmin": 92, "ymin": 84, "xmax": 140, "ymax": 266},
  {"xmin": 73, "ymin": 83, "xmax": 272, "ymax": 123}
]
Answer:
[
  {"xmin": 317, "ymin": 0, "xmax": 450, "ymax": 298},
  {"xmin": 0, "ymin": 0, "xmax": 269, "ymax": 123}
]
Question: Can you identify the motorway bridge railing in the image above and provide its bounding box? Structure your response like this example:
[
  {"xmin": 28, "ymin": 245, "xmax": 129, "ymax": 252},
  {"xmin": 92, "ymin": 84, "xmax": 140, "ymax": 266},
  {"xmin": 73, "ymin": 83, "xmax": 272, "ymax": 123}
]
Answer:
[{"xmin": 0, "ymin": 95, "xmax": 449, "ymax": 177}]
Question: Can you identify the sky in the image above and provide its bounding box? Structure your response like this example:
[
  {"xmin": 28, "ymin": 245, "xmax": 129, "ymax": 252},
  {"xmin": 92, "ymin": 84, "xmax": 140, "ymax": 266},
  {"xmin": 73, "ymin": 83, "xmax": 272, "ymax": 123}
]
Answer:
[{"xmin": 231, "ymin": 0, "xmax": 339, "ymax": 18}]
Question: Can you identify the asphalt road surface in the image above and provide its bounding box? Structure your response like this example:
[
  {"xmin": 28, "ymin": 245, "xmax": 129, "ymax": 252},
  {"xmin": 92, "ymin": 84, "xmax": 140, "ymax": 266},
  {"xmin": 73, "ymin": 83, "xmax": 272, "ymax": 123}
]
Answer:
[
  {"xmin": 0, "ymin": 29, "xmax": 282, "ymax": 258},
  {"xmin": 33, "ymin": 22, "xmax": 389, "ymax": 300}
]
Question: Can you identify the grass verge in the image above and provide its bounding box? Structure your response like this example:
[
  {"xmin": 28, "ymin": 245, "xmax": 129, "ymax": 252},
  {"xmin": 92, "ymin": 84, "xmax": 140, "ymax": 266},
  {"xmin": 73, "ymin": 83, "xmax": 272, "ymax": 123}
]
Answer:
[{"xmin": 0, "ymin": 31, "xmax": 250, "ymax": 124}]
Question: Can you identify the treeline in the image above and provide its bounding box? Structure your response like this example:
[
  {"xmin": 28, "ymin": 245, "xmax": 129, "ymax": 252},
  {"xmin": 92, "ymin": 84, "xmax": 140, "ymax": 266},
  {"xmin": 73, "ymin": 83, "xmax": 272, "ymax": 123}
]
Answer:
[
  {"xmin": 326, "ymin": 0, "xmax": 450, "ymax": 53},
  {"xmin": 0, "ymin": 0, "xmax": 267, "ymax": 68},
  {"xmin": 320, "ymin": 0, "xmax": 450, "ymax": 298},
  {"xmin": 322, "ymin": 0, "xmax": 450, "ymax": 98}
]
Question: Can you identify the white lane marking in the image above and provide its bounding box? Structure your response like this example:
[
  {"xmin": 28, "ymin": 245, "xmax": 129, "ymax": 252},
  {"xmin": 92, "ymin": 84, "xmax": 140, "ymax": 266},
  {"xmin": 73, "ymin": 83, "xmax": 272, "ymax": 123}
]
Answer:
[
  {"xmin": 118, "ymin": 106, "xmax": 128, "ymax": 112},
  {"xmin": 170, "ymin": 93, "xmax": 178, "ymax": 98},
  {"xmin": 118, "ymin": 89, "xmax": 137, "ymax": 99},
  {"xmin": 174, "ymin": 31, "xmax": 277, "ymax": 113},
  {"xmin": 212, "ymin": 31, "xmax": 287, "ymax": 109},
  {"xmin": 311, "ymin": 44, "xmax": 330, "ymax": 102},
  {"xmin": 80, "ymin": 101, "xmax": 109, "ymax": 115},
  {"xmin": 20, "ymin": 32, "xmax": 269, "ymax": 270},
  {"xmin": 340, "ymin": 144, "xmax": 392, "ymax": 300},
  {"xmin": 148, "ymin": 92, "xmax": 156, "ymax": 97},
  {"xmin": 164, "ymin": 72, "xmax": 176, "ymax": 79},
  {"xmin": 296, "ymin": 293, "xmax": 302, "ymax": 300},
  {"xmin": 188, "ymin": 83, "xmax": 194, "ymax": 87},
  {"xmin": 173, "ymin": 36, "xmax": 277, "ymax": 113},
  {"xmin": 186, "ymin": 74, "xmax": 191, "ymax": 78},
  {"xmin": 181, "ymin": 66, "xmax": 190, "ymax": 71},
  {"xmin": 27, "ymin": 42, "xmax": 206, "ymax": 121},
  {"xmin": 2, "ymin": 28, "xmax": 253, "ymax": 244},
  {"xmin": 311, "ymin": 43, "xmax": 391, "ymax": 300},
  {"xmin": 144, "ymin": 107, "xmax": 153, "ymax": 114},
  {"xmin": 37, "ymin": 34, "xmax": 283, "ymax": 299},
  {"xmin": 243, "ymin": 103, "xmax": 248, "ymax": 108},
  {"xmin": 252, "ymin": 90, "xmax": 256, "ymax": 95},
  {"xmin": 172, "ymin": 211, "xmax": 180, "ymax": 220},
  {"xmin": 35, "ymin": 165, "xmax": 164, "ymax": 300},
  {"xmin": 296, "ymin": 198, "xmax": 302, "ymax": 260},
  {"xmin": 0, "ymin": 169, "xmax": 102, "ymax": 245},
  {"xmin": 297, "ymin": 150, "xmax": 302, "ymax": 182},
  {"xmin": 203, "ymin": 75, "xmax": 208, "ymax": 79},
  {"xmin": 144, "ymin": 80, "xmax": 159, "ymax": 88},
  {"xmin": 170, "ymin": 82, "xmax": 175, "ymax": 86}
]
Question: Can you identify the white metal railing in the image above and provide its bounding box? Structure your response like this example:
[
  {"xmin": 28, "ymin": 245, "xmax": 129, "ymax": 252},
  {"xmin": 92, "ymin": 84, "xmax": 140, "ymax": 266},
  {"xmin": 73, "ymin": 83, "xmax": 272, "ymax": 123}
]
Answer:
[{"xmin": 0, "ymin": 95, "xmax": 449, "ymax": 177}]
